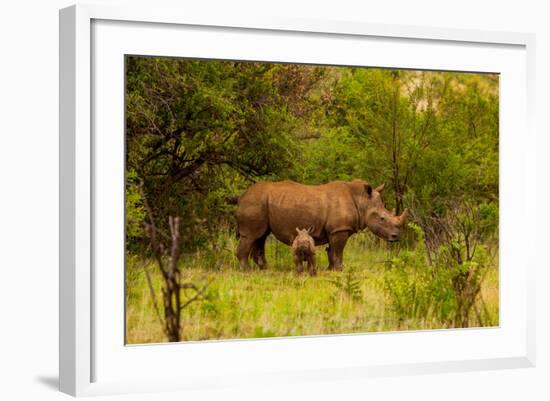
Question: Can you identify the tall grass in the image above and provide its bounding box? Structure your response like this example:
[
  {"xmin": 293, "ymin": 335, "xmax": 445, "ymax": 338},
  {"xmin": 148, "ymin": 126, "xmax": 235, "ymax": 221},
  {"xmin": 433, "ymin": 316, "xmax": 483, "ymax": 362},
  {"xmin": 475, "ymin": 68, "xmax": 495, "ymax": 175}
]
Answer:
[{"xmin": 126, "ymin": 230, "xmax": 499, "ymax": 344}]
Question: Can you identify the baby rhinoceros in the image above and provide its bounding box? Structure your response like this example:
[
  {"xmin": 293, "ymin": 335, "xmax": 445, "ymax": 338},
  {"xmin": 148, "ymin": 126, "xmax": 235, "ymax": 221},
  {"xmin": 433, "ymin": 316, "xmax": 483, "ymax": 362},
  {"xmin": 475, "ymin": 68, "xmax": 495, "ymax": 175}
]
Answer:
[{"xmin": 291, "ymin": 227, "xmax": 317, "ymax": 276}]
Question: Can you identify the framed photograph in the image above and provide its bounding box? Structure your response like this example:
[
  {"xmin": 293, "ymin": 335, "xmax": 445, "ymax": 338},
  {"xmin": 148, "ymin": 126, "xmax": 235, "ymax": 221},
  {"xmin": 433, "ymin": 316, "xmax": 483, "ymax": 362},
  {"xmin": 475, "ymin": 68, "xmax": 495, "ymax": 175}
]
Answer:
[{"xmin": 59, "ymin": 4, "xmax": 536, "ymax": 396}]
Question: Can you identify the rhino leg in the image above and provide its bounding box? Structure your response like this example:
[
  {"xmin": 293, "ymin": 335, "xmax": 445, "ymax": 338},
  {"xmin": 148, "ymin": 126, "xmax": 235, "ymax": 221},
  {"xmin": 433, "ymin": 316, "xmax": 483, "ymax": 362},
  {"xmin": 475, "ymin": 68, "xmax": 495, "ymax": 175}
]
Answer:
[
  {"xmin": 251, "ymin": 233, "xmax": 269, "ymax": 269},
  {"xmin": 294, "ymin": 256, "xmax": 304, "ymax": 274},
  {"xmin": 235, "ymin": 212, "xmax": 269, "ymax": 270},
  {"xmin": 328, "ymin": 231, "xmax": 350, "ymax": 271},
  {"xmin": 326, "ymin": 246, "xmax": 334, "ymax": 270},
  {"xmin": 236, "ymin": 236, "xmax": 255, "ymax": 270},
  {"xmin": 308, "ymin": 255, "xmax": 317, "ymax": 276}
]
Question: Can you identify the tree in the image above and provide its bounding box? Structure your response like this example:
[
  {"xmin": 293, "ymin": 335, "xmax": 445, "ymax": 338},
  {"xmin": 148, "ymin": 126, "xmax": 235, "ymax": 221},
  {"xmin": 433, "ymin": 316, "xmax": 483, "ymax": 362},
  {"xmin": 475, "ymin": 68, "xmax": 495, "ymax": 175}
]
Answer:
[
  {"xmin": 140, "ymin": 184, "xmax": 211, "ymax": 342},
  {"xmin": 126, "ymin": 57, "xmax": 300, "ymax": 250},
  {"xmin": 330, "ymin": 69, "xmax": 498, "ymax": 245},
  {"xmin": 331, "ymin": 69, "xmax": 446, "ymax": 215}
]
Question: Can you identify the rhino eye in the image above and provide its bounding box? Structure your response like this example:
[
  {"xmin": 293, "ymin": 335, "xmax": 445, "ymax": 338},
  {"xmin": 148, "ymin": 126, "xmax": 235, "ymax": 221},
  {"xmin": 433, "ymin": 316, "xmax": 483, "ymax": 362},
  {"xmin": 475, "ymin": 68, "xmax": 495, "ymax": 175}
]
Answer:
[{"xmin": 380, "ymin": 215, "xmax": 385, "ymax": 221}]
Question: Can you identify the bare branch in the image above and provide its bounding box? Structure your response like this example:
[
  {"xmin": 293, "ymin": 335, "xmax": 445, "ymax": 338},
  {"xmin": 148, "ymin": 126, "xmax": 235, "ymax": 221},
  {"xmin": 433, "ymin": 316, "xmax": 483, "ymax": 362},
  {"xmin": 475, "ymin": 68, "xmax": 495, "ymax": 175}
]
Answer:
[{"xmin": 179, "ymin": 280, "xmax": 212, "ymax": 311}]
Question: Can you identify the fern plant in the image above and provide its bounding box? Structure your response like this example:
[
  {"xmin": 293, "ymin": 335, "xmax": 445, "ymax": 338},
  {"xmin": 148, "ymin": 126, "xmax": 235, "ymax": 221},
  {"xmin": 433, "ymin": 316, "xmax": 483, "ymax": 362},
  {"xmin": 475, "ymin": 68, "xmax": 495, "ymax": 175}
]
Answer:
[{"xmin": 329, "ymin": 266, "xmax": 363, "ymax": 302}]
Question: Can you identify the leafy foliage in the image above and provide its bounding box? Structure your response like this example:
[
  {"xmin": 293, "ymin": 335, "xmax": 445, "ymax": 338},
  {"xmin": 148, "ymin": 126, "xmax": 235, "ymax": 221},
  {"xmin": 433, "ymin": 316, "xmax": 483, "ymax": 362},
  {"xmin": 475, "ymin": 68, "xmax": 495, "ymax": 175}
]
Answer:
[
  {"xmin": 329, "ymin": 265, "xmax": 363, "ymax": 302},
  {"xmin": 383, "ymin": 223, "xmax": 497, "ymax": 328},
  {"xmin": 125, "ymin": 169, "xmax": 146, "ymax": 251},
  {"xmin": 126, "ymin": 57, "xmax": 333, "ymax": 251}
]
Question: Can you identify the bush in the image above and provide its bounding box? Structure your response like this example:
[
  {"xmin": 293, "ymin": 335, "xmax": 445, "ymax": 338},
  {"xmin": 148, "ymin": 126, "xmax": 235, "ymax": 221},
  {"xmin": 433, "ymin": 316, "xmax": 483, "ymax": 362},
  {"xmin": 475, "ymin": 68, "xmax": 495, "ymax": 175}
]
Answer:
[
  {"xmin": 383, "ymin": 224, "xmax": 454, "ymax": 326},
  {"xmin": 383, "ymin": 222, "xmax": 496, "ymax": 328},
  {"xmin": 328, "ymin": 265, "xmax": 363, "ymax": 302}
]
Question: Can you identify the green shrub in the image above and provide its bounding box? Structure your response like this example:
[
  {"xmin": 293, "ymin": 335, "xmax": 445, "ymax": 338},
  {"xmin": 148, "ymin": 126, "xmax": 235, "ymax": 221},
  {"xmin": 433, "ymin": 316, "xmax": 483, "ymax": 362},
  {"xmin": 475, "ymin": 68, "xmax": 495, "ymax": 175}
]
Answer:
[
  {"xmin": 382, "ymin": 223, "xmax": 496, "ymax": 328},
  {"xmin": 328, "ymin": 265, "xmax": 363, "ymax": 302}
]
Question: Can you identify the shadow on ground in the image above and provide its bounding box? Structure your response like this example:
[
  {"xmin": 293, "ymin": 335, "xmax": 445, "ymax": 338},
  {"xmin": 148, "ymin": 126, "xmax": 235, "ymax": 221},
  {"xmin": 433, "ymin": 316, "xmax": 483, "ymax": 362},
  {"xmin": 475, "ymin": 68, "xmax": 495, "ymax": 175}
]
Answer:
[{"xmin": 35, "ymin": 376, "xmax": 58, "ymax": 391}]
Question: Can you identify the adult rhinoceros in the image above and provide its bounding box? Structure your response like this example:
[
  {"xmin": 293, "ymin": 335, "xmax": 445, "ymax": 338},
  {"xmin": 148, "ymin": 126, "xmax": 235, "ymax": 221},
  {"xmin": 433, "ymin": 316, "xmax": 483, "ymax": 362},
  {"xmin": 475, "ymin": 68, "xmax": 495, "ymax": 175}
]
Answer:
[{"xmin": 234, "ymin": 179, "xmax": 407, "ymax": 271}]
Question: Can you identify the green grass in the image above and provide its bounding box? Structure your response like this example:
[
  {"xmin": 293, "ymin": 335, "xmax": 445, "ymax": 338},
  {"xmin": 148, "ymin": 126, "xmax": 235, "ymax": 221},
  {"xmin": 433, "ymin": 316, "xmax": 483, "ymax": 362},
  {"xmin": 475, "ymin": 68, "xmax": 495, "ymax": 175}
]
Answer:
[{"xmin": 125, "ymin": 232, "xmax": 499, "ymax": 344}]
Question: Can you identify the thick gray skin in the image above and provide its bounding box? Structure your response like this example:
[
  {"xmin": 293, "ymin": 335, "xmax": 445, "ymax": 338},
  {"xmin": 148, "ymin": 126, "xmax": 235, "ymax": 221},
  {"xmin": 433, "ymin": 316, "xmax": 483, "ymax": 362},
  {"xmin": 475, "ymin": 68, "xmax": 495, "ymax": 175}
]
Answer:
[{"xmin": 235, "ymin": 179, "xmax": 407, "ymax": 271}]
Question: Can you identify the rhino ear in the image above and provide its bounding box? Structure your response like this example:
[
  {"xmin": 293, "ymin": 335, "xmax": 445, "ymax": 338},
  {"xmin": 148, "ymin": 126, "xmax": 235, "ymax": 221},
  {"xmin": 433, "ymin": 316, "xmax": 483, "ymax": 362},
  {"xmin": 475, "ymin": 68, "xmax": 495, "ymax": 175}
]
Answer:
[
  {"xmin": 296, "ymin": 227, "xmax": 300, "ymax": 234},
  {"xmin": 365, "ymin": 184, "xmax": 373, "ymax": 197},
  {"xmin": 375, "ymin": 183, "xmax": 385, "ymax": 193}
]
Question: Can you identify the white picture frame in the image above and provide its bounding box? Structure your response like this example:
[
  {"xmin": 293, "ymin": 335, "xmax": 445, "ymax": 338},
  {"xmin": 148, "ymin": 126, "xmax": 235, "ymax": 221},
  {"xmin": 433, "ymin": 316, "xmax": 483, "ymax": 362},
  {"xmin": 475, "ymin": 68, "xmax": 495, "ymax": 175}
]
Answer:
[{"xmin": 59, "ymin": 4, "xmax": 536, "ymax": 397}]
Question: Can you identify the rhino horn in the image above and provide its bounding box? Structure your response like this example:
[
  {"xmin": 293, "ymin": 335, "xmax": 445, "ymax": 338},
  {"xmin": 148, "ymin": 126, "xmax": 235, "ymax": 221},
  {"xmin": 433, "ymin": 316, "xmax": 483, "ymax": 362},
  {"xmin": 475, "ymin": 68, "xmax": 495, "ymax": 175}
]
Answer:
[{"xmin": 398, "ymin": 209, "xmax": 408, "ymax": 226}]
